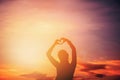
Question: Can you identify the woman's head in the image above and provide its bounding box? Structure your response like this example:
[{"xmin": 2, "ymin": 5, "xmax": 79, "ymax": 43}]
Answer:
[{"xmin": 58, "ymin": 50, "xmax": 69, "ymax": 62}]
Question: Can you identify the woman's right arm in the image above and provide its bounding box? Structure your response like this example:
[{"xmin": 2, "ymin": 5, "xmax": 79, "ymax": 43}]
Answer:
[{"xmin": 47, "ymin": 40, "xmax": 59, "ymax": 67}]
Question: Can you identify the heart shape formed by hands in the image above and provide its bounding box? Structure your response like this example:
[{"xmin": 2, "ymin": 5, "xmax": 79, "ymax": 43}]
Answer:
[{"xmin": 57, "ymin": 39, "xmax": 64, "ymax": 45}]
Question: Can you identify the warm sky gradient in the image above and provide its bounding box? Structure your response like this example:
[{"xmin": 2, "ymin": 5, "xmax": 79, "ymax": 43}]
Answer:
[{"xmin": 0, "ymin": 0, "xmax": 120, "ymax": 80}]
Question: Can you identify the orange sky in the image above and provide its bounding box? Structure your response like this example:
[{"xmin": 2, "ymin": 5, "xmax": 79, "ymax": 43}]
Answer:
[
  {"xmin": 0, "ymin": 60, "xmax": 120, "ymax": 80},
  {"xmin": 0, "ymin": 0, "xmax": 100, "ymax": 75},
  {"xmin": 0, "ymin": 0, "xmax": 120, "ymax": 80}
]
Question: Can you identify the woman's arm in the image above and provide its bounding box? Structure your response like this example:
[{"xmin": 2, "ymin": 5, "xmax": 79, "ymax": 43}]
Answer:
[
  {"xmin": 62, "ymin": 38, "xmax": 77, "ymax": 67},
  {"xmin": 47, "ymin": 40, "xmax": 59, "ymax": 67}
]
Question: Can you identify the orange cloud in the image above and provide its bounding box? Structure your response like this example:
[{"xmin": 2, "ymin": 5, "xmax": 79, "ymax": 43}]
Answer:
[
  {"xmin": 21, "ymin": 72, "xmax": 53, "ymax": 80},
  {"xmin": 76, "ymin": 60, "xmax": 120, "ymax": 76}
]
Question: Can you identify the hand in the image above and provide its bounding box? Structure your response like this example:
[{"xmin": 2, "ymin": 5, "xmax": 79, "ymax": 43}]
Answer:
[
  {"xmin": 61, "ymin": 37, "xmax": 70, "ymax": 42},
  {"xmin": 55, "ymin": 38, "xmax": 65, "ymax": 45},
  {"xmin": 54, "ymin": 39, "xmax": 59, "ymax": 45},
  {"xmin": 54, "ymin": 38, "xmax": 70, "ymax": 45}
]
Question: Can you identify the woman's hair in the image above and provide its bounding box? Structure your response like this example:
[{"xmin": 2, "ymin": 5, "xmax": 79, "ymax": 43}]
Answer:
[{"xmin": 58, "ymin": 50, "xmax": 69, "ymax": 61}]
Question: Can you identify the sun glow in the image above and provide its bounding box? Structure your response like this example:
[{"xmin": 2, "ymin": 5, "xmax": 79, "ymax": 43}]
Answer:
[
  {"xmin": 1, "ymin": 0, "xmax": 96, "ymax": 75},
  {"xmin": 2, "ymin": 8, "xmax": 75, "ymax": 74}
]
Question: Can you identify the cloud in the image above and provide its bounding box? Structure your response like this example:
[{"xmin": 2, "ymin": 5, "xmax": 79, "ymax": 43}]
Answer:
[
  {"xmin": 95, "ymin": 74, "xmax": 106, "ymax": 78},
  {"xmin": 74, "ymin": 75, "xmax": 120, "ymax": 80},
  {"xmin": 80, "ymin": 63, "xmax": 106, "ymax": 72},
  {"xmin": 100, "ymin": 75, "xmax": 120, "ymax": 80},
  {"xmin": 75, "ymin": 60, "xmax": 120, "ymax": 80},
  {"xmin": 21, "ymin": 72, "xmax": 53, "ymax": 80},
  {"xmin": 76, "ymin": 60, "xmax": 120, "ymax": 77}
]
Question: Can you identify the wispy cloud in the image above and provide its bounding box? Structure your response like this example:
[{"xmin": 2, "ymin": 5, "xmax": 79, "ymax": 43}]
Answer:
[
  {"xmin": 21, "ymin": 72, "xmax": 53, "ymax": 80},
  {"xmin": 79, "ymin": 60, "xmax": 120, "ymax": 75},
  {"xmin": 80, "ymin": 63, "xmax": 106, "ymax": 72},
  {"xmin": 73, "ymin": 60, "xmax": 120, "ymax": 80}
]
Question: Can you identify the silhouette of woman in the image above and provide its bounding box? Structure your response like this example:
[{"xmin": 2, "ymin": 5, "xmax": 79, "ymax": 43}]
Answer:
[{"xmin": 47, "ymin": 38, "xmax": 76, "ymax": 80}]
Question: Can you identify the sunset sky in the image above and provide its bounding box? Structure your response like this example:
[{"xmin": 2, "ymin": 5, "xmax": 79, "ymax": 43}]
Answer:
[{"xmin": 0, "ymin": 0, "xmax": 120, "ymax": 80}]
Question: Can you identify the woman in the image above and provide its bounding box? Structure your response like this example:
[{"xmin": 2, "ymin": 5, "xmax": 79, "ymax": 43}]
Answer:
[{"xmin": 47, "ymin": 38, "xmax": 76, "ymax": 80}]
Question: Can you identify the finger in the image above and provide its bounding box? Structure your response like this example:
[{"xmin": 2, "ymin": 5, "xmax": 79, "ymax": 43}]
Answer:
[
  {"xmin": 60, "ymin": 38, "xmax": 65, "ymax": 42},
  {"xmin": 61, "ymin": 37, "xmax": 66, "ymax": 41},
  {"xmin": 55, "ymin": 39, "xmax": 59, "ymax": 44}
]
